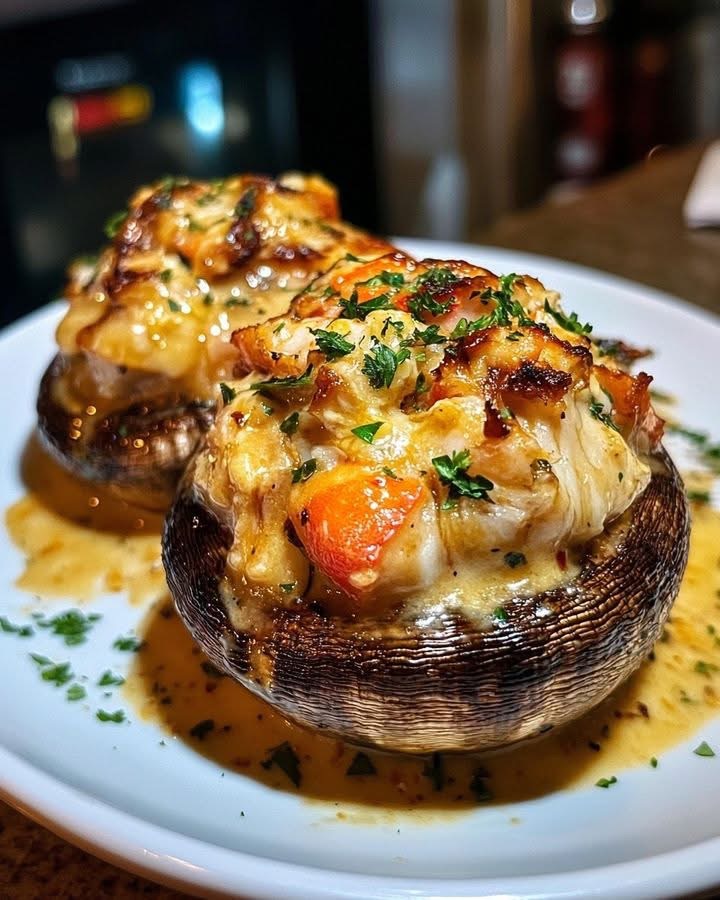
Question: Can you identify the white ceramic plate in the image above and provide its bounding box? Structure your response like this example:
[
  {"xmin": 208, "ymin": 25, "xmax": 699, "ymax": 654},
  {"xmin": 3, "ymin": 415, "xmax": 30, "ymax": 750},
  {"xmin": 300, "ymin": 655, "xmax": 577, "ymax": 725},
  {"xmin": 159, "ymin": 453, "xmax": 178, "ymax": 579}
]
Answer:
[{"xmin": 1, "ymin": 239, "xmax": 719, "ymax": 900}]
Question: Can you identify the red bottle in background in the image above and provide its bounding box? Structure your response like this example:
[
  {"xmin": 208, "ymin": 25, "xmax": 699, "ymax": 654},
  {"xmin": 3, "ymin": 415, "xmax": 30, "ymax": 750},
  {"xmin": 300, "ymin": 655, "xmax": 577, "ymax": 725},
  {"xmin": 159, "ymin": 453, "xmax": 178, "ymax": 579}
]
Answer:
[{"xmin": 554, "ymin": 0, "xmax": 615, "ymax": 183}]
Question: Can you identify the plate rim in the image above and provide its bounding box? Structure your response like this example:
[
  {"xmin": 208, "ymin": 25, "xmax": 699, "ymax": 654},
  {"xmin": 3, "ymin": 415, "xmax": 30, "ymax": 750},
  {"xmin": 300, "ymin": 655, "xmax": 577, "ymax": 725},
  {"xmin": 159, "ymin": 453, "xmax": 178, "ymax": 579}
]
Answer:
[{"xmin": 2, "ymin": 240, "xmax": 720, "ymax": 899}]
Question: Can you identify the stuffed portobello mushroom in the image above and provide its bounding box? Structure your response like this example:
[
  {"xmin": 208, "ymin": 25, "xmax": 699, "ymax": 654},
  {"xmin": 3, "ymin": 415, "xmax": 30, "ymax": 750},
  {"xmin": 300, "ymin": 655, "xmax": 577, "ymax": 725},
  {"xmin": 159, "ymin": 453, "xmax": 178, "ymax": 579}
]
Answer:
[
  {"xmin": 163, "ymin": 252, "xmax": 690, "ymax": 754},
  {"xmin": 37, "ymin": 173, "xmax": 392, "ymax": 509}
]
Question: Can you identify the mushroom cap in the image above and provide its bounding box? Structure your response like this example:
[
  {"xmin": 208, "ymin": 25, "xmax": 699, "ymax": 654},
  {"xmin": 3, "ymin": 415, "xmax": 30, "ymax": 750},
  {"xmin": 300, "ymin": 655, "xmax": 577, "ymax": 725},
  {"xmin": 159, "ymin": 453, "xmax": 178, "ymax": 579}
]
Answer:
[{"xmin": 163, "ymin": 447, "xmax": 689, "ymax": 754}]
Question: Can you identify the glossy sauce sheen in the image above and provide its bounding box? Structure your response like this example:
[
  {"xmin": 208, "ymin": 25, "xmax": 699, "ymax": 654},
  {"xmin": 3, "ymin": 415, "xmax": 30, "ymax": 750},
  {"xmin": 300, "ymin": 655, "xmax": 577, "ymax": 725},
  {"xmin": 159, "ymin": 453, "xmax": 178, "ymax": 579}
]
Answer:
[
  {"xmin": 5, "ymin": 438, "xmax": 165, "ymax": 604},
  {"xmin": 6, "ymin": 443, "xmax": 720, "ymax": 808},
  {"xmin": 128, "ymin": 504, "xmax": 720, "ymax": 808}
]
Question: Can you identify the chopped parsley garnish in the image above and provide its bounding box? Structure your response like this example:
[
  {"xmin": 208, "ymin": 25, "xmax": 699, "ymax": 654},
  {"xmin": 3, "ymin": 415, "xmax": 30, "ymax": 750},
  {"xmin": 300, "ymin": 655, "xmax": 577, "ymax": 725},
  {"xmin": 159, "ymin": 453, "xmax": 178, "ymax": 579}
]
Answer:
[
  {"xmin": 667, "ymin": 424, "xmax": 707, "ymax": 444},
  {"xmin": 98, "ymin": 670, "xmax": 125, "ymax": 687},
  {"xmin": 382, "ymin": 466, "xmax": 400, "ymax": 480},
  {"xmin": 279, "ymin": 411, "xmax": 300, "ymax": 435},
  {"xmin": 687, "ymin": 489, "xmax": 710, "ymax": 504},
  {"xmin": 30, "ymin": 654, "xmax": 73, "ymax": 686},
  {"xmin": 279, "ymin": 582, "xmax": 297, "ymax": 594},
  {"xmin": 694, "ymin": 741, "xmax": 715, "ymax": 758},
  {"xmin": 291, "ymin": 459, "xmax": 317, "ymax": 483},
  {"xmin": 261, "ymin": 741, "xmax": 301, "ymax": 786},
  {"xmin": 43, "ymin": 662, "xmax": 74, "ymax": 686},
  {"xmin": 219, "ymin": 382, "xmax": 237, "ymax": 405},
  {"xmin": 469, "ymin": 769, "xmax": 493, "ymax": 802},
  {"xmin": 167, "ymin": 298, "xmax": 182, "ymax": 314},
  {"xmin": 201, "ymin": 661, "xmax": 225, "ymax": 678},
  {"xmin": 543, "ymin": 299, "xmax": 592, "ymax": 336},
  {"xmin": 189, "ymin": 718, "xmax": 215, "ymax": 740},
  {"xmin": 260, "ymin": 401, "xmax": 274, "ymax": 416},
  {"xmin": 103, "ymin": 210, "xmax": 127, "ymax": 238},
  {"xmin": 407, "ymin": 292, "xmax": 453, "ymax": 319},
  {"xmin": 34, "ymin": 609, "xmax": 101, "ymax": 646},
  {"xmin": 0, "ymin": 616, "xmax": 33, "ymax": 637},
  {"xmin": 113, "ymin": 634, "xmax": 142, "ymax": 652},
  {"xmin": 432, "ymin": 449, "xmax": 494, "ymax": 504},
  {"xmin": 351, "ymin": 422, "xmax": 384, "ymax": 444},
  {"xmin": 251, "ymin": 366, "xmax": 314, "ymax": 395},
  {"xmin": 224, "ymin": 296, "xmax": 249, "ymax": 308},
  {"xmin": 504, "ymin": 551, "xmax": 527, "ymax": 569},
  {"xmin": 66, "ymin": 684, "xmax": 86, "ymax": 702},
  {"xmin": 338, "ymin": 291, "xmax": 394, "ymax": 320},
  {"xmin": 96, "ymin": 709, "xmax": 126, "ymax": 724},
  {"xmin": 30, "ymin": 653, "xmax": 51, "ymax": 667},
  {"xmin": 409, "ymin": 325, "xmax": 447, "ymax": 346},
  {"xmin": 160, "ymin": 269, "xmax": 173, "ymax": 283},
  {"xmin": 479, "ymin": 274, "xmax": 529, "ymax": 324},
  {"xmin": 234, "ymin": 187, "xmax": 257, "ymax": 219},
  {"xmin": 694, "ymin": 660, "xmax": 719, "ymax": 676},
  {"xmin": 361, "ymin": 342, "xmax": 410, "ymax": 389},
  {"xmin": 650, "ymin": 756, "xmax": 658, "ymax": 768},
  {"xmin": 493, "ymin": 606, "xmax": 509, "ymax": 623},
  {"xmin": 359, "ymin": 270, "xmax": 405, "ymax": 289},
  {"xmin": 667, "ymin": 424, "xmax": 720, "ymax": 474},
  {"xmin": 595, "ymin": 775, "xmax": 618, "ymax": 788},
  {"xmin": 310, "ymin": 328, "xmax": 355, "ymax": 360},
  {"xmin": 422, "ymin": 752, "xmax": 445, "ymax": 791},
  {"xmin": 346, "ymin": 752, "xmax": 377, "ymax": 776},
  {"xmin": 589, "ymin": 397, "xmax": 619, "ymax": 432}
]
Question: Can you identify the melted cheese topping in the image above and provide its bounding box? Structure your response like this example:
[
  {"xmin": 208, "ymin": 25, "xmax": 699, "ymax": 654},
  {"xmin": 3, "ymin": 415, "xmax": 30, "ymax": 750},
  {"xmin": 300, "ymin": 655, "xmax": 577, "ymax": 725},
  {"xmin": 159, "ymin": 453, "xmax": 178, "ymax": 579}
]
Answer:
[
  {"xmin": 54, "ymin": 173, "xmax": 391, "ymax": 402},
  {"xmin": 195, "ymin": 256, "xmax": 657, "ymax": 619}
]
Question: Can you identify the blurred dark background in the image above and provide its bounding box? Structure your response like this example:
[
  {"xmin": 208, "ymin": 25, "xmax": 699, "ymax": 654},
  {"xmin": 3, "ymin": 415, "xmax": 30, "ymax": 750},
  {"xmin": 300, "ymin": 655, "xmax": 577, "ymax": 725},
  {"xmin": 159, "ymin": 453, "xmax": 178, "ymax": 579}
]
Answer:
[{"xmin": 0, "ymin": 0, "xmax": 718, "ymax": 326}]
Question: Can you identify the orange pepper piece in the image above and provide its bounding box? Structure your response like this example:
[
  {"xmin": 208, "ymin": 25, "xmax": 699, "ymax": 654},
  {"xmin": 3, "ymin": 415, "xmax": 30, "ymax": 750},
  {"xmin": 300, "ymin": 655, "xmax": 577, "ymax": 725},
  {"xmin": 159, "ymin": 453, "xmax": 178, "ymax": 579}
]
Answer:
[
  {"xmin": 290, "ymin": 465, "xmax": 427, "ymax": 599},
  {"xmin": 330, "ymin": 256, "xmax": 410, "ymax": 303}
]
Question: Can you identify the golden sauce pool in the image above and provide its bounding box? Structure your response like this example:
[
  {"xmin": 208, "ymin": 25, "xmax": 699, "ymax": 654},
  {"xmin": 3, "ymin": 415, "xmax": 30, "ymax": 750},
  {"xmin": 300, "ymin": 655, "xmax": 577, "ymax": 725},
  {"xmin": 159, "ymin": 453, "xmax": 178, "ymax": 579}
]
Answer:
[
  {"xmin": 124, "ymin": 503, "xmax": 720, "ymax": 809},
  {"xmin": 5, "ymin": 436, "xmax": 165, "ymax": 604},
  {"xmin": 5, "ymin": 436, "xmax": 720, "ymax": 808}
]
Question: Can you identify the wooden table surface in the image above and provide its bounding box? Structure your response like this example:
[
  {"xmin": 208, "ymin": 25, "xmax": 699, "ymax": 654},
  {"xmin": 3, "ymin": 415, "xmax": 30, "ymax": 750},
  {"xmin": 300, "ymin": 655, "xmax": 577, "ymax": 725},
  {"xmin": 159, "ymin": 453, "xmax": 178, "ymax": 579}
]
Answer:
[{"xmin": 3, "ymin": 142, "xmax": 719, "ymax": 900}]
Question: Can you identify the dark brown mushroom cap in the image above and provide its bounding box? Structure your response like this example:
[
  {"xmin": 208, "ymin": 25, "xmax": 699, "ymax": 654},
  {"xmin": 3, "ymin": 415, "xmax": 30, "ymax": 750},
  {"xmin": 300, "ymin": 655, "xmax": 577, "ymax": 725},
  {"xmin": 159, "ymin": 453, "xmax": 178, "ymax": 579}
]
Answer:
[
  {"xmin": 37, "ymin": 354, "xmax": 214, "ymax": 510},
  {"xmin": 163, "ymin": 447, "xmax": 689, "ymax": 754}
]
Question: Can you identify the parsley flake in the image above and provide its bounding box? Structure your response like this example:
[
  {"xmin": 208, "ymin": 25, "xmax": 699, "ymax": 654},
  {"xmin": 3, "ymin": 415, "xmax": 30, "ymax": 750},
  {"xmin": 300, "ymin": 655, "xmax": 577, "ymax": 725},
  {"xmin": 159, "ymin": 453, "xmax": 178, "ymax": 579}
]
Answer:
[
  {"xmin": 589, "ymin": 397, "xmax": 619, "ymax": 432},
  {"xmin": 351, "ymin": 422, "xmax": 384, "ymax": 444},
  {"xmin": 694, "ymin": 741, "xmax": 715, "ymax": 758},
  {"xmin": 189, "ymin": 718, "xmax": 215, "ymax": 740},
  {"xmin": 34, "ymin": 609, "xmax": 101, "ymax": 646},
  {"xmin": 361, "ymin": 342, "xmax": 410, "ymax": 389},
  {"xmin": 504, "ymin": 551, "xmax": 527, "ymax": 569},
  {"xmin": 219, "ymin": 383, "xmax": 237, "ymax": 405},
  {"xmin": 96, "ymin": 709, "xmax": 126, "ymax": 724},
  {"xmin": 338, "ymin": 291, "xmax": 394, "ymax": 320},
  {"xmin": 359, "ymin": 270, "xmax": 405, "ymax": 289},
  {"xmin": 310, "ymin": 328, "xmax": 355, "ymax": 360},
  {"xmin": 103, "ymin": 210, "xmax": 127, "ymax": 238},
  {"xmin": 432, "ymin": 449, "xmax": 494, "ymax": 503},
  {"xmin": 251, "ymin": 366, "xmax": 314, "ymax": 395},
  {"xmin": 595, "ymin": 775, "xmax": 618, "ymax": 788},
  {"xmin": 98, "ymin": 670, "xmax": 125, "ymax": 687},
  {"xmin": 279, "ymin": 411, "xmax": 300, "ymax": 435},
  {"xmin": 292, "ymin": 459, "xmax": 317, "ymax": 483},
  {"xmin": 66, "ymin": 684, "xmax": 86, "ymax": 702},
  {"xmin": 261, "ymin": 741, "xmax": 301, "ymax": 786},
  {"xmin": 543, "ymin": 299, "xmax": 592, "ymax": 335},
  {"xmin": 422, "ymin": 752, "xmax": 445, "ymax": 791},
  {"xmin": 0, "ymin": 616, "xmax": 33, "ymax": 637},
  {"xmin": 113, "ymin": 634, "xmax": 142, "ymax": 652},
  {"xmin": 346, "ymin": 752, "xmax": 377, "ymax": 776}
]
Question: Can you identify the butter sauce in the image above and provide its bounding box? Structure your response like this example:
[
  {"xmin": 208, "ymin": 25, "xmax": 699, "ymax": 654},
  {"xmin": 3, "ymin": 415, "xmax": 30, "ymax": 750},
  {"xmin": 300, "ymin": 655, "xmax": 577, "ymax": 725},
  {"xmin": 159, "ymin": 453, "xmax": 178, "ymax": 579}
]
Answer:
[
  {"xmin": 5, "ymin": 438, "xmax": 720, "ymax": 809},
  {"xmin": 5, "ymin": 437, "xmax": 165, "ymax": 604},
  {"xmin": 125, "ymin": 503, "xmax": 720, "ymax": 808}
]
